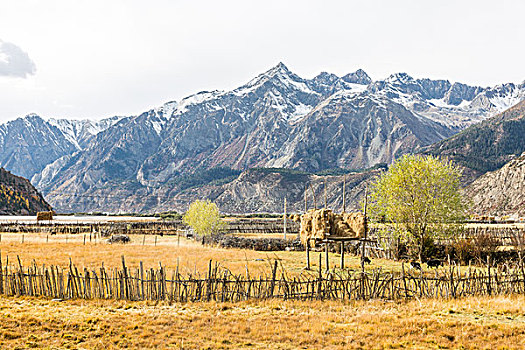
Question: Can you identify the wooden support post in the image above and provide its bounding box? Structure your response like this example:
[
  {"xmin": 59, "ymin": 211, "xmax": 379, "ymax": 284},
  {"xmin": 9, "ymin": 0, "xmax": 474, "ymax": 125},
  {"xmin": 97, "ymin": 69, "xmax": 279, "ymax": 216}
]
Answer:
[
  {"xmin": 325, "ymin": 243, "xmax": 329, "ymax": 272},
  {"xmin": 22, "ymin": 234, "xmax": 24, "ymax": 244},
  {"xmin": 340, "ymin": 242, "xmax": 345, "ymax": 269},
  {"xmin": 305, "ymin": 241, "xmax": 310, "ymax": 270},
  {"xmin": 283, "ymin": 197, "xmax": 287, "ymax": 240},
  {"xmin": 324, "ymin": 178, "xmax": 327, "ymax": 208},
  {"xmin": 83, "ymin": 234, "xmax": 86, "ymax": 245},
  {"xmin": 342, "ymin": 175, "xmax": 346, "ymax": 213},
  {"xmin": 304, "ymin": 186, "xmax": 307, "ymax": 213},
  {"xmin": 142, "ymin": 235, "xmax": 145, "ymax": 246},
  {"xmin": 361, "ymin": 185, "xmax": 368, "ymax": 274},
  {"xmin": 309, "ymin": 183, "xmax": 317, "ymax": 209},
  {"xmin": 155, "ymin": 235, "xmax": 157, "ymax": 246}
]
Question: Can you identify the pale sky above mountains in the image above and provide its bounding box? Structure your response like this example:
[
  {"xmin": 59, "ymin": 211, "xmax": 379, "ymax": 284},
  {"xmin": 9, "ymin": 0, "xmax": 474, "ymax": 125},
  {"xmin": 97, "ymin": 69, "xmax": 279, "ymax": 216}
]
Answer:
[{"xmin": 0, "ymin": 0, "xmax": 524, "ymax": 123}]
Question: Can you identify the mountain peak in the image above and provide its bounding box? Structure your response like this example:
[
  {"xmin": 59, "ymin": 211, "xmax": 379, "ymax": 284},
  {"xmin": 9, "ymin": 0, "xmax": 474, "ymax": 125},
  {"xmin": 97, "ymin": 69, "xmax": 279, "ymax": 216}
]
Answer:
[
  {"xmin": 24, "ymin": 113, "xmax": 42, "ymax": 120},
  {"xmin": 342, "ymin": 69, "xmax": 372, "ymax": 85},
  {"xmin": 265, "ymin": 62, "xmax": 291, "ymax": 76},
  {"xmin": 385, "ymin": 72, "xmax": 414, "ymax": 84},
  {"xmin": 313, "ymin": 71, "xmax": 340, "ymax": 84}
]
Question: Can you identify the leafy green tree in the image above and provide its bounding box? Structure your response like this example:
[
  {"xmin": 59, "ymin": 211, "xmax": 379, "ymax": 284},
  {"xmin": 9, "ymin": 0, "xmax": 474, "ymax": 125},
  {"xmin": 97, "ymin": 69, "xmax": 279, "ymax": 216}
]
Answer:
[
  {"xmin": 368, "ymin": 155, "xmax": 467, "ymax": 262},
  {"xmin": 183, "ymin": 199, "xmax": 224, "ymax": 236}
]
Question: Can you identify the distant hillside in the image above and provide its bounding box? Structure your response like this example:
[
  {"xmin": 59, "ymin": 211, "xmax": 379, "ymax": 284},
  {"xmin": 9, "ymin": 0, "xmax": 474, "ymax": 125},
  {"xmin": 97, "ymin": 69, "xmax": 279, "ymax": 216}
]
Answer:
[
  {"xmin": 465, "ymin": 152, "xmax": 525, "ymax": 217},
  {"xmin": 0, "ymin": 168, "xmax": 52, "ymax": 215},
  {"xmin": 155, "ymin": 166, "xmax": 384, "ymax": 214},
  {"xmin": 425, "ymin": 99, "xmax": 525, "ymax": 180}
]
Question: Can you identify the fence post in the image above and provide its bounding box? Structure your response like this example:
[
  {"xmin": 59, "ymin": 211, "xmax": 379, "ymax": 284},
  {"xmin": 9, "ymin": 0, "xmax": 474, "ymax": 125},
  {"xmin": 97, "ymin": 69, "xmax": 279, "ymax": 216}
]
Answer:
[
  {"xmin": 486, "ymin": 255, "xmax": 492, "ymax": 295},
  {"xmin": 340, "ymin": 242, "xmax": 344, "ymax": 269}
]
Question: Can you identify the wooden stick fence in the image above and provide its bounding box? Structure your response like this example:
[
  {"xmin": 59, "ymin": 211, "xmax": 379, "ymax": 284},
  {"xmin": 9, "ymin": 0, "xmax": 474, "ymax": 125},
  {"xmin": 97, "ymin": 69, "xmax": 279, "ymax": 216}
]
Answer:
[{"xmin": 1, "ymin": 255, "xmax": 525, "ymax": 302}]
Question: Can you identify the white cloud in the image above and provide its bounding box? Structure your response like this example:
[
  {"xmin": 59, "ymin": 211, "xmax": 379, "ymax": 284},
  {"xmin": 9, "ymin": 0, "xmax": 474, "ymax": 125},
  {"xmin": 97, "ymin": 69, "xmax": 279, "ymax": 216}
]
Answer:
[{"xmin": 0, "ymin": 40, "xmax": 36, "ymax": 78}]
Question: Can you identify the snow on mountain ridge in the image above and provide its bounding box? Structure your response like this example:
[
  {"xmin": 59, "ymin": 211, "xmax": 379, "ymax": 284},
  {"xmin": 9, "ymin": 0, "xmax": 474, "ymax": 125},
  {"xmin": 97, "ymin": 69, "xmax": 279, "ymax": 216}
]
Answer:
[{"xmin": 48, "ymin": 116, "xmax": 123, "ymax": 149}]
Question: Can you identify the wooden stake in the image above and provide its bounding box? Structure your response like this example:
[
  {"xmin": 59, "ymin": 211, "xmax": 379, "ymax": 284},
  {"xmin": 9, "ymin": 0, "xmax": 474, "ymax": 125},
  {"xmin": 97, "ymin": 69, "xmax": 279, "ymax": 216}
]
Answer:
[{"xmin": 283, "ymin": 197, "xmax": 287, "ymax": 240}]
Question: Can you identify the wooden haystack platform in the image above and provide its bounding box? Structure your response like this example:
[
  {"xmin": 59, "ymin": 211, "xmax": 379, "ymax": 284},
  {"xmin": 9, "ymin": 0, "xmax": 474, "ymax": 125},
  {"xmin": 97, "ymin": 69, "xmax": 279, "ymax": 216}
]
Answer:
[
  {"xmin": 298, "ymin": 209, "xmax": 372, "ymax": 271},
  {"xmin": 298, "ymin": 208, "xmax": 366, "ymax": 247}
]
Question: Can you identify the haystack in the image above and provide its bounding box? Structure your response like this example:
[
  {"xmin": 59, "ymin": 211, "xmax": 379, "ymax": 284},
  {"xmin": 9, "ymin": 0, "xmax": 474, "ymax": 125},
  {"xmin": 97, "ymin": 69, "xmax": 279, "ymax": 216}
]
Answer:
[
  {"xmin": 299, "ymin": 209, "xmax": 366, "ymax": 246},
  {"xmin": 289, "ymin": 214, "xmax": 301, "ymax": 223},
  {"xmin": 36, "ymin": 211, "xmax": 53, "ymax": 222}
]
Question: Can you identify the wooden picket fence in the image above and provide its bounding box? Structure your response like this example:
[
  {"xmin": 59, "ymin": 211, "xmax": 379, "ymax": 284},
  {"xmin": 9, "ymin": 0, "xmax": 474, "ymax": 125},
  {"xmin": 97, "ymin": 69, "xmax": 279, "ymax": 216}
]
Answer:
[{"xmin": 1, "ymin": 255, "xmax": 525, "ymax": 302}]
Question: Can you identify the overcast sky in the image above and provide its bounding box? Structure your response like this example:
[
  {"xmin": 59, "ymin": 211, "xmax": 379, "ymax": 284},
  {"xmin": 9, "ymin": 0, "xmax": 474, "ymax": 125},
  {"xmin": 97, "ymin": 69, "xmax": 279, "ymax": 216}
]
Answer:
[{"xmin": 0, "ymin": 0, "xmax": 524, "ymax": 123}]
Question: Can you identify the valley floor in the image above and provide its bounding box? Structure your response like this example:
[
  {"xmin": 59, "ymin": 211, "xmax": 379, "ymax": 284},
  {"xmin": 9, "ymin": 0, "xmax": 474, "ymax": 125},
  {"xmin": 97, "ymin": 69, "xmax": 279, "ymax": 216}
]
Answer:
[{"xmin": 0, "ymin": 295, "xmax": 524, "ymax": 349}]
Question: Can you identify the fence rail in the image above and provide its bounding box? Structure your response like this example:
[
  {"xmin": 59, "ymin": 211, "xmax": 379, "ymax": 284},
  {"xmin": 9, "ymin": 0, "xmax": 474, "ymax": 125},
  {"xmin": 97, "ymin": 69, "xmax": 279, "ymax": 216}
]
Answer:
[{"xmin": 1, "ymin": 255, "xmax": 525, "ymax": 302}]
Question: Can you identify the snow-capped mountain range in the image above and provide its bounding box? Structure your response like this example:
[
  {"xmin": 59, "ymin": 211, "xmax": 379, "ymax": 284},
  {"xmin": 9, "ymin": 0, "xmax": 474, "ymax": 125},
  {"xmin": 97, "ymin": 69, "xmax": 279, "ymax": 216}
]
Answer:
[{"xmin": 0, "ymin": 62, "xmax": 523, "ymax": 213}]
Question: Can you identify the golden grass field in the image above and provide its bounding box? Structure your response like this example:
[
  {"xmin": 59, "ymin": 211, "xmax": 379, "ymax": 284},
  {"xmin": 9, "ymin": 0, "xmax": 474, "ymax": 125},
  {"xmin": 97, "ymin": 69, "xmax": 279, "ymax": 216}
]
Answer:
[
  {"xmin": 0, "ymin": 295, "xmax": 524, "ymax": 349},
  {"xmin": 0, "ymin": 232, "xmax": 409, "ymax": 277},
  {"xmin": 1, "ymin": 232, "xmax": 523, "ymax": 349}
]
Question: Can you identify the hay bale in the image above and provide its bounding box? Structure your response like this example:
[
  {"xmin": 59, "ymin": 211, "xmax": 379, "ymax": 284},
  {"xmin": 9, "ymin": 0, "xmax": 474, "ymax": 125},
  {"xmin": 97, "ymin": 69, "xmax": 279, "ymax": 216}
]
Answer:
[
  {"xmin": 341, "ymin": 212, "xmax": 366, "ymax": 238},
  {"xmin": 300, "ymin": 209, "xmax": 366, "ymax": 246},
  {"xmin": 36, "ymin": 211, "xmax": 53, "ymax": 222},
  {"xmin": 299, "ymin": 209, "xmax": 331, "ymax": 246},
  {"xmin": 289, "ymin": 214, "xmax": 301, "ymax": 222}
]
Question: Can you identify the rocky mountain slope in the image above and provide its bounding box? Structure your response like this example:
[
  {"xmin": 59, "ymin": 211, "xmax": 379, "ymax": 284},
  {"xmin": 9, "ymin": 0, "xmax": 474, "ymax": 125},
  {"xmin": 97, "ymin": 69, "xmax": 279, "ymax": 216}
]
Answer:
[
  {"xmin": 465, "ymin": 152, "xmax": 525, "ymax": 217},
  {"xmin": 0, "ymin": 167, "xmax": 52, "ymax": 215},
  {"xmin": 1, "ymin": 63, "xmax": 524, "ymax": 213},
  {"xmin": 425, "ymin": 99, "xmax": 525, "ymax": 182},
  {"xmin": 0, "ymin": 114, "xmax": 121, "ymax": 180},
  {"xmin": 48, "ymin": 166, "xmax": 382, "ymax": 214}
]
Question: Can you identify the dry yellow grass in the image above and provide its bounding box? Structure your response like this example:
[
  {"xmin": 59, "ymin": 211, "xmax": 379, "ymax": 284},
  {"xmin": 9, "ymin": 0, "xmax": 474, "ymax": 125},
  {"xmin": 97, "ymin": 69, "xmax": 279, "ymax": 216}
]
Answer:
[
  {"xmin": 0, "ymin": 233, "xmax": 406, "ymax": 277},
  {"xmin": 0, "ymin": 295, "xmax": 524, "ymax": 349}
]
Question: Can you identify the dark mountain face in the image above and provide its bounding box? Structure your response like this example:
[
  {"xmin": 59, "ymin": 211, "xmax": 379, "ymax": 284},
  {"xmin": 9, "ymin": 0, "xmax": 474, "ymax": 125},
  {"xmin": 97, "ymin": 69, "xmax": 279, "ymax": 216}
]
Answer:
[
  {"xmin": 1, "ymin": 63, "xmax": 523, "ymax": 213},
  {"xmin": 0, "ymin": 167, "xmax": 52, "ymax": 215},
  {"xmin": 425, "ymin": 99, "xmax": 525, "ymax": 181}
]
